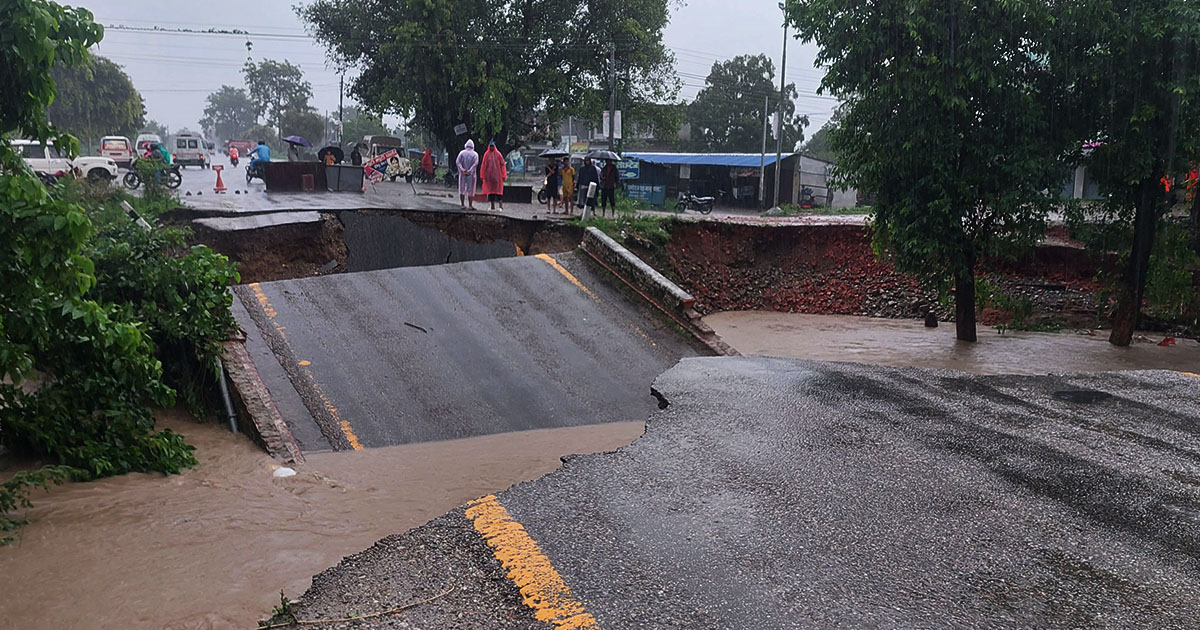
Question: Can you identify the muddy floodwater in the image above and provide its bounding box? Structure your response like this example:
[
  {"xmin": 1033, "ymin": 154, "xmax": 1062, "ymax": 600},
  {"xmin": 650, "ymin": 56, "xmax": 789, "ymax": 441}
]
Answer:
[
  {"xmin": 706, "ymin": 311, "xmax": 1199, "ymax": 375},
  {"xmin": 0, "ymin": 411, "xmax": 644, "ymax": 629}
]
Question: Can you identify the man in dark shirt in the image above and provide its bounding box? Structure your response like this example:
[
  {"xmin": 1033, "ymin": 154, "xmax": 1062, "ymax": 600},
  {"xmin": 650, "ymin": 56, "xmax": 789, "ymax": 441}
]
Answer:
[{"xmin": 599, "ymin": 160, "xmax": 619, "ymax": 216}]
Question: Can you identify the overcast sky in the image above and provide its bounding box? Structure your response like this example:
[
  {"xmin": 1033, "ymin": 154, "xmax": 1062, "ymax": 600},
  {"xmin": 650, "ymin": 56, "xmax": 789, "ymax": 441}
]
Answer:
[{"xmin": 77, "ymin": 0, "xmax": 837, "ymax": 138}]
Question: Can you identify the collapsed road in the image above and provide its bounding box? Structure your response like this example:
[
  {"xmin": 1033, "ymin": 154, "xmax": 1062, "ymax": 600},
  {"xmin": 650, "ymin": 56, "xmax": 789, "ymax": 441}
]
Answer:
[
  {"xmin": 231, "ymin": 251, "xmax": 699, "ymax": 452},
  {"xmin": 280, "ymin": 359, "xmax": 1200, "ymax": 629}
]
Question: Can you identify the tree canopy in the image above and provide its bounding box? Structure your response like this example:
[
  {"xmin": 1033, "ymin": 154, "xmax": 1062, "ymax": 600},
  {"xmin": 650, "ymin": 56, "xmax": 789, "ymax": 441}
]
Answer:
[
  {"xmin": 800, "ymin": 109, "xmax": 840, "ymax": 163},
  {"xmin": 199, "ymin": 85, "xmax": 257, "ymax": 142},
  {"xmin": 340, "ymin": 106, "xmax": 391, "ymax": 145},
  {"xmin": 47, "ymin": 55, "xmax": 144, "ymax": 150},
  {"xmin": 242, "ymin": 59, "xmax": 313, "ymax": 133},
  {"xmin": 686, "ymin": 54, "xmax": 807, "ymax": 153},
  {"xmin": 789, "ymin": 0, "xmax": 1072, "ymax": 342},
  {"xmin": 278, "ymin": 108, "xmax": 327, "ymax": 147},
  {"xmin": 298, "ymin": 0, "xmax": 678, "ymax": 158}
]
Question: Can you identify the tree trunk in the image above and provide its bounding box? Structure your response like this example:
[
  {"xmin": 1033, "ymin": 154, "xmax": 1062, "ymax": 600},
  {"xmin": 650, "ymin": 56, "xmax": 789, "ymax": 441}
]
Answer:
[
  {"xmin": 954, "ymin": 264, "xmax": 977, "ymax": 342},
  {"xmin": 1109, "ymin": 179, "xmax": 1159, "ymax": 346},
  {"xmin": 1190, "ymin": 181, "xmax": 1200, "ymax": 257}
]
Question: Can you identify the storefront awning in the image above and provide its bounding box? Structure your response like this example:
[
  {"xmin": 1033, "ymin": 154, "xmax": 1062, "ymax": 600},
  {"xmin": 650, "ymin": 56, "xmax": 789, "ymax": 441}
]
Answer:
[{"xmin": 624, "ymin": 152, "xmax": 793, "ymax": 168}]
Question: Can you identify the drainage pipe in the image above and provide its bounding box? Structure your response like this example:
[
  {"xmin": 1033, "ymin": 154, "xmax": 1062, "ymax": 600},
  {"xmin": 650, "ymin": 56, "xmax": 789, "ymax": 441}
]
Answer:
[{"xmin": 215, "ymin": 358, "xmax": 239, "ymax": 434}]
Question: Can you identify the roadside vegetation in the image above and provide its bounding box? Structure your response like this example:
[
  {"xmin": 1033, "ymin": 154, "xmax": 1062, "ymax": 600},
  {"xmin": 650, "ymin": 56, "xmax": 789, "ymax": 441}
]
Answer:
[{"xmin": 1, "ymin": 2, "xmax": 239, "ymax": 541}]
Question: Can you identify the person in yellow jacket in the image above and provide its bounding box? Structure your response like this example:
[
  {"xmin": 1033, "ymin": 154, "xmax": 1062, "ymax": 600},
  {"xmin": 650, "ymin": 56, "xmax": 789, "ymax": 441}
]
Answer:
[{"xmin": 559, "ymin": 157, "xmax": 576, "ymax": 216}]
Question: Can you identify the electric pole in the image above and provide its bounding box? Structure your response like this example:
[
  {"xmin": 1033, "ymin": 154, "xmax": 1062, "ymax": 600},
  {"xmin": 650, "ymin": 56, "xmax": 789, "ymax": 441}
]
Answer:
[
  {"xmin": 610, "ymin": 46, "xmax": 618, "ymax": 153},
  {"xmin": 760, "ymin": 96, "xmax": 768, "ymax": 208},
  {"xmin": 773, "ymin": 3, "xmax": 789, "ymax": 208},
  {"xmin": 338, "ymin": 75, "xmax": 344, "ymax": 144}
]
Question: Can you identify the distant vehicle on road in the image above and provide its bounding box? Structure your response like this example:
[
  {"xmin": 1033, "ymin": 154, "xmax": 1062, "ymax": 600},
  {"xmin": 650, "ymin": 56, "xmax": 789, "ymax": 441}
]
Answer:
[
  {"xmin": 135, "ymin": 133, "xmax": 162, "ymax": 155},
  {"xmin": 171, "ymin": 131, "xmax": 210, "ymax": 168},
  {"xmin": 99, "ymin": 135, "xmax": 134, "ymax": 167},
  {"xmin": 13, "ymin": 139, "xmax": 118, "ymax": 182}
]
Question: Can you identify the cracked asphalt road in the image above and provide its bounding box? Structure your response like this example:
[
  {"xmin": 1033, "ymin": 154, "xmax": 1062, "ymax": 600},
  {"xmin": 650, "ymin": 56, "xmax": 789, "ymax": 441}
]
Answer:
[{"xmin": 294, "ymin": 358, "xmax": 1200, "ymax": 628}]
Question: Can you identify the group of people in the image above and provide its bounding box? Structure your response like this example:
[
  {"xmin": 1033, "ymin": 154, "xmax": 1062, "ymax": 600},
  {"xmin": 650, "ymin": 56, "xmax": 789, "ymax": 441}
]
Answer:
[{"xmin": 452, "ymin": 139, "xmax": 621, "ymax": 215}]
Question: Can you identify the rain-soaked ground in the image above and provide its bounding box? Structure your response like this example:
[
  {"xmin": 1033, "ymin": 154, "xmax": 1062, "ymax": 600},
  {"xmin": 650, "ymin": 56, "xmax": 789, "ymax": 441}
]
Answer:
[
  {"xmin": 705, "ymin": 311, "xmax": 1199, "ymax": 375},
  {"xmin": 0, "ymin": 410, "xmax": 643, "ymax": 629}
]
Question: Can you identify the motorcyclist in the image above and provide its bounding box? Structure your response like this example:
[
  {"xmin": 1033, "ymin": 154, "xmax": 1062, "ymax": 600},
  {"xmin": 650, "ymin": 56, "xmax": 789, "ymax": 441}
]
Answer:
[
  {"xmin": 247, "ymin": 140, "xmax": 271, "ymax": 177},
  {"xmin": 229, "ymin": 145, "xmax": 240, "ymax": 167}
]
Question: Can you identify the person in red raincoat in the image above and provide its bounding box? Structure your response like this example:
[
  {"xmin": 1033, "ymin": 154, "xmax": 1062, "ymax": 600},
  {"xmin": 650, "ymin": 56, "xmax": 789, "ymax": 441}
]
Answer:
[
  {"xmin": 420, "ymin": 148, "xmax": 434, "ymax": 182},
  {"xmin": 479, "ymin": 141, "xmax": 507, "ymax": 212}
]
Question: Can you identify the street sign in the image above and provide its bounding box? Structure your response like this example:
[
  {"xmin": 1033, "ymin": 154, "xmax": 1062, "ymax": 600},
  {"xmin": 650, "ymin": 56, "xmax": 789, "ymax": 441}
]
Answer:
[
  {"xmin": 454, "ymin": 123, "xmax": 468, "ymax": 136},
  {"xmin": 601, "ymin": 112, "xmax": 610, "ymax": 139},
  {"xmin": 364, "ymin": 149, "xmax": 399, "ymax": 184},
  {"xmin": 569, "ymin": 141, "xmax": 589, "ymax": 154},
  {"xmin": 613, "ymin": 110, "xmax": 622, "ymax": 140},
  {"xmin": 626, "ymin": 184, "xmax": 665, "ymax": 206},
  {"xmin": 617, "ymin": 158, "xmax": 640, "ymax": 180}
]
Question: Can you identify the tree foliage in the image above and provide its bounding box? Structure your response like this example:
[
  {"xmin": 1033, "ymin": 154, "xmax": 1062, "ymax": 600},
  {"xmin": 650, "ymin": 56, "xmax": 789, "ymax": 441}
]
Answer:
[
  {"xmin": 242, "ymin": 59, "xmax": 312, "ymax": 133},
  {"xmin": 686, "ymin": 54, "xmax": 807, "ymax": 153},
  {"xmin": 789, "ymin": 0, "xmax": 1071, "ymax": 342},
  {"xmin": 298, "ymin": 0, "xmax": 678, "ymax": 159},
  {"xmin": 278, "ymin": 108, "xmax": 326, "ymax": 147},
  {"xmin": 1057, "ymin": 0, "xmax": 1200, "ymax": 345},
  {"xmin": 339, "ymin": 106, "xmax": 391, "ymax": 145},
  {"xmin": 47, "ymin": 55, "xmax": 145, "ymax": 150},
  {"xmin": 199, "ymin": 85, "xmax": 257, "ymax": 142},
  {"xmin": 801, "ymin": 109, "xmax": 840, "ymax": 163}
]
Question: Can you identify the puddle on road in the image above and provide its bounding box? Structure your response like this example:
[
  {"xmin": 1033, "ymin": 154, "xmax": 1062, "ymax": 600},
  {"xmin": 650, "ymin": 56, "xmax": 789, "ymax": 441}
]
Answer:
[
  {"xmin": 0, "ymin": 410, "xmax": 644, "ymax": 629},
  {"xmin": 706, "ymin": 311, "xmax": 1199, "ymax": 375},
  {"xmin": 341, "ymin": 212, "xmax": 519, "ymax": 272}
]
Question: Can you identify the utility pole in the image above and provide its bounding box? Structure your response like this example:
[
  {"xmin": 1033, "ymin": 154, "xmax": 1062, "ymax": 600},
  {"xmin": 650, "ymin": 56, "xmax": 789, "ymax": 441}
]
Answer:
[
  {"xmin": 338, "ymin": 75, "xmax": 345, "ymax": 144},
  {"xmin": 760, "ymin": 96, "xmax": 768, "ymax": 208},
  {"xmin": 773, "ymin": 2, "xmax": 789, "ymax": 208},
  {"xmin": 610, "ymin": 45, "xmax": 618, "ymax": 152}
]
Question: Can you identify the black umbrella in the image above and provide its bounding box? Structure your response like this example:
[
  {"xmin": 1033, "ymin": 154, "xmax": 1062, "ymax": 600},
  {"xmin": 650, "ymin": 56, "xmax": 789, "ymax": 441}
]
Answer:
[
  {"xmin": 318, "ymin": 146, "xmax": 345, "ymax": 164},
  {"xmin": 539, "ymin": 148, "xmax": 570, "ymax": 158},
  {"xmin": 587, "ymin": 149, "xmax": 621, "ymax": 161}
]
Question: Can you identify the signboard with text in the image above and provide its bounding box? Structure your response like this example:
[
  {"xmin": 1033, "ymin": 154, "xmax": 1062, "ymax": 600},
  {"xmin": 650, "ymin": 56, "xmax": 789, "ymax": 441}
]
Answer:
[
  {"xmin": 570, "ymin": 141, "xmax": 590, "ymax": 154},
  {"xmin": 364, "ymin": 149, "xmax": 399, "ymax": 185},
  {"xmin": 617, "ymin": 159, "xmax": 640, "ymax": 180},
  {"xmin": 626, "ymin": 184, "xmax": 666, "ymax": 207}
]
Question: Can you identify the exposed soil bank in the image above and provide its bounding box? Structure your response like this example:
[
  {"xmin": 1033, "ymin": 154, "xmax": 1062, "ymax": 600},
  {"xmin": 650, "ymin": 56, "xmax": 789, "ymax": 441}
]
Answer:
[
  {"xmin": 706, "ymin": 311, "xmax": 1198, "ymax": 375},
  {"xmin": 658, "ymin": 221, "xmax": 1102, "ymax": 326},
  {"xmin": 186, "ymin": 209, "xmax": 583, "ymax": 284},
  {"xmin": 0, "ymin": 410, "xmax": 643, "ymax": 629}
]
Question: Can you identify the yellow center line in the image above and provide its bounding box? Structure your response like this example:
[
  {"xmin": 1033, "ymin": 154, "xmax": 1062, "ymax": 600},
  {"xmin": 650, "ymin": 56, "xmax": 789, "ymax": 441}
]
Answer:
[
  {"xmin": 248, "ymin": 283, "xmax": 363, "ymax": 451},
  {"xmin": 1182, "ymin": 372, "xmax": 1199, "ymax": 378},
  {"xmin": 536, "ymin": 254, "xmax": 599, "ymax": 302},
  {"xmin": 465, "ymin": 495, "xmax": 599, "ymax": 630}
]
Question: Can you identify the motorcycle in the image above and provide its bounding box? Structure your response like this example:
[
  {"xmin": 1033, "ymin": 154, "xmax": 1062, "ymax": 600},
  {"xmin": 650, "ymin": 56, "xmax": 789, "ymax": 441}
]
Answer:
[
  {"xmin": 416, "ymin": 168, "xmax": 436, "ymax": 184},
  {"xmin": 442, "ymin": 169, "xmax": 458, "ymax": 188},
  {"xmin": 675, "ymin": 191, "xmax": 714, "ymax": 214},
  {"xmin": 35, "ymin": 171, "xmax": 58, "ymax": 187},
  {"xmin": 246, "ymin": 161, "xmax": 265, "ymax": 185},
  {"xmin": 230, "ymin": 156, "xmax": 240, "ymax": 168},
  {"xmin": 122, "ymin": 159, "xmax": 182, "ymax": 190}
]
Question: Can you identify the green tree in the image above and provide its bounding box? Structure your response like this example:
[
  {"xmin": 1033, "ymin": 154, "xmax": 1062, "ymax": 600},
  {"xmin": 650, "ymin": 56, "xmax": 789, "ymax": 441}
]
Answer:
[
  {"xmin": 789, "ymin": 0, "xmax": 1071, "ymax": 342},
  {"xmin": 141, "ymin": 119, "xmax": 169, "ymax": 138},
  {"xmin": 278, "ymin": 108, "xmax": 326, "ymax": 147},
  {"xmin": 242, "ymin": 59, "xmax": 312, "ymax": 133},
  {"xmin": 1060, "ymin": 1, "xmax": 1200, "ymax": 346},
  {"xmin": 340, "ymin": 105, "xmax": 390, "ymax": 145},
  {"xmin": 199, "ymin": 85, "xmax": 257, "ymax": 142},
  {"xmin": 801, "ymin": 109, "xmax": 841, "ymax": 163},
  {"xmin": 298, "ymin": 0, "xmax": 678, "ymax": 161},
  {"xmin": 47, "ymin": 55, "xmax": 145, "ymax": 151},
  {"xmin": 686, "ymin": 54, "xmax": 807, "ymax": 153}
]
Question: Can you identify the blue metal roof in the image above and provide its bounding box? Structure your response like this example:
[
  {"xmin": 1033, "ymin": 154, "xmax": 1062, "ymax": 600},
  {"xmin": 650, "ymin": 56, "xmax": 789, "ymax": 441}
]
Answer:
[{"xmin": 624, "ymin": 152, "xmax": 793, "ymax": 167}]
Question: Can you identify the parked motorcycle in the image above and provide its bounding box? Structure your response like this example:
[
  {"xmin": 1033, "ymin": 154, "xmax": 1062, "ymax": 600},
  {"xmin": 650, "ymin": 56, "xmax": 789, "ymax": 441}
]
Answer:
[
  {"xmin": 675, "ymin": 191, "xmax": 714, "ymax": 214},
  {"xmin": 35, "ymin": 171, "xmax": 58, "ymax": 187}
]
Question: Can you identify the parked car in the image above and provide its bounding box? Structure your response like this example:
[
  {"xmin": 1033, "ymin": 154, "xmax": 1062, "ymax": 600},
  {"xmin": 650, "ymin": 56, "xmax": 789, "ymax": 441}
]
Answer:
[
  {"xmin": 13, "ymin": 139, "xmax": 118, "ymax": 182},
  {"xmin": 135, "ymin": 133, "xmax": 162, "ymax": 155},
  {"xmin": 171, "ymin": 132, "xmax": 210, "ymax": 168},
  {"xmin": 99, "ymin": 135, "xmax": 134, "ymax": 168}
]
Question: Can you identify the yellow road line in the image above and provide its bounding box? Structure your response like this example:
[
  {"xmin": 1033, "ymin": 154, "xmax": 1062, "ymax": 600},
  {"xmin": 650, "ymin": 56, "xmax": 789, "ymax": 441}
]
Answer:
[
  {"xmin": 465, "ymin": 495, "xmax": 599, "ymax": 630},
  {"xmin": 536, "ymin": 254, "xmax": 599, "ymax": 302},
  {"xmin": 1183, "ymin": 372, "xmax": 1199, "ymax": 378},
  {"xmin": 516, "ymin": 244, "xmax": 526, "ymax": 256},
  {"xmin": 248, "ymin": 283, "xmax": 363, "ymax": 451}
]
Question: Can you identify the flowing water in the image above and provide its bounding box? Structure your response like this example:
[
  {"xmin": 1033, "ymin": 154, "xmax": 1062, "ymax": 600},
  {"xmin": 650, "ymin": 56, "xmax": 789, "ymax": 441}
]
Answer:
[
  {"xmin": 706, "ymin": 311, "xmax": 1199, "ymax": 375},
  {"xmin": 0, "ymin": 411, "xmax": 644, "ymax": 629}
]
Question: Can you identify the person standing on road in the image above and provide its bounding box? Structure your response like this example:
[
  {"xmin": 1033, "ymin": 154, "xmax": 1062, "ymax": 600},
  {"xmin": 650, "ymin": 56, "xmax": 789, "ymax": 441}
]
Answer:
[
  {"xmin": 544, "ymin": 158, "xmax": 561, "ymax": 213},
  {"xmin": 480, "ymin": 141, "xmax": 507, "ymax": 212},
  {"xmin": 456, "ymin": 139, "xmax": 479, "ymax": 210},
  {"xmin": 559, "ymin": 158, "xmax": 576, "ymax": 216},
  {"xmin": 599, "ymin": 159, "xmax": 619, "ymax": 216},
  {"xmin": 576, "ymin": 157, "xmax": 596, "ymax": 210},
  {"xmin": 287, "ymin": 142, "xmax": 301, "ymax": 162},
  {"xmin": 350, "ymin": 145, "xmax": 363, "ymax": 166},
  {"xmin": 421, "ymin": 148, "xmax": 435, "ymax": 182}
]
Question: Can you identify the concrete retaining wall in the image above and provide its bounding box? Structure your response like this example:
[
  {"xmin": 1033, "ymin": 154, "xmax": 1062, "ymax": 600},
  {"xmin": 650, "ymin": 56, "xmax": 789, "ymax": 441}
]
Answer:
[
  {"xmin": 220, "ymin": 339, "xmax": 305, "ymax": 464},
  {"xmin": 579, "ymin": 227, "xmax": 737, "ymax": 356}
]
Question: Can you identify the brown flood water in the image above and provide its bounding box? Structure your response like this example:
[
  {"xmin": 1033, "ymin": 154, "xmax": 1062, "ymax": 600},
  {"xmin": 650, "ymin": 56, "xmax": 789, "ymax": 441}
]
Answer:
[
  {"xmin": 706, "ymin": 311, "xmax": 1200, "ymax": 375},
  {"xmin": 0, "ymin": 411, "xmax": 644, "ymax": 629}
]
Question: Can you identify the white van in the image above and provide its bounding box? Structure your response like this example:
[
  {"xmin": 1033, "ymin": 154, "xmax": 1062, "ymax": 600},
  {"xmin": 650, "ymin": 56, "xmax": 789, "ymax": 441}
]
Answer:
[
  {"xmin": 100, "ymin": 136, "xmax": 134, "ymax": 167},
  {"xmin": 135, "ymin": 133, "xmax": 162, "ymax": 155},
  {"xmin": 171, "ymin": 132, "xmax": 210, "ymax": 168}
]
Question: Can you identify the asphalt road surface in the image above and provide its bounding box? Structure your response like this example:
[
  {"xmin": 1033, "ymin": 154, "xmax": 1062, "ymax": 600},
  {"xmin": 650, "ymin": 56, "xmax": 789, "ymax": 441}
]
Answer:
[
  {"xmin": 293, "ymin": 358, "xmax": 1200, "ymax": 628},
  {"xmin": 233, "ymin": 252, "xmax": 698, "ymax": 452}
]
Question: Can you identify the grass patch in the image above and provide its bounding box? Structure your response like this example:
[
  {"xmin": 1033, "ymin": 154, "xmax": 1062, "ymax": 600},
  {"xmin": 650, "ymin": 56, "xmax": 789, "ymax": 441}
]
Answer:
[{"xmin": 570, "ymin": 211, "xmax": 674, "ymax": 247}]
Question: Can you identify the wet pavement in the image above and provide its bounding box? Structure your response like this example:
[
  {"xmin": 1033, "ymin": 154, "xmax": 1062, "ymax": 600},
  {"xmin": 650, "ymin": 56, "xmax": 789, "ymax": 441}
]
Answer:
[
  {"xmin": 706, "ymin": 311, "xmax": 1200, "ymax": 375},
  {"xmin": 232, "ymin": 252, "xmax": 699, "ymax": 452},
  {"xmin": 300, "ymin": 358, "xmax": 1200, "ymax": 628}
]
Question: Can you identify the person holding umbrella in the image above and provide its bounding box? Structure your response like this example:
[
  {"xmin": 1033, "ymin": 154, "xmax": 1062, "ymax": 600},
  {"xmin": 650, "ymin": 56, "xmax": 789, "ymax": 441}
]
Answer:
[
  {"xmin": 283, "ymin": 135, "xmax": 311, "ymax": 162},
  {"xmin": 599, "ymin": 159, "xmax": 619, "ymax": 215}
]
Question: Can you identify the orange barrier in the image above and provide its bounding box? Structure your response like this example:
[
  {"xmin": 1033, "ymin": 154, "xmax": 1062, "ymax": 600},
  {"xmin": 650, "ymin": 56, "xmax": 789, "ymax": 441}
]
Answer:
[{"xmin": 213, "ymin": 165, "xmax": 227, "ymax": 193}]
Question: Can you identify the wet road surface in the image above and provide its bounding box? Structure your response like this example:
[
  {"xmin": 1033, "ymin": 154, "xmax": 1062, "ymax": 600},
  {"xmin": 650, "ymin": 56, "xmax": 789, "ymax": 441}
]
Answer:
[
  {"xmin": 296, "ymin": 358, "xmax": 1200, "ymax": 628},
  {"xmin": 707, "ymin": 311, "xmax": 1199, "ymax": 375},
  {"xmin": 233, "ymin": 252, "xmax": 698, "ymax": 451}
]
